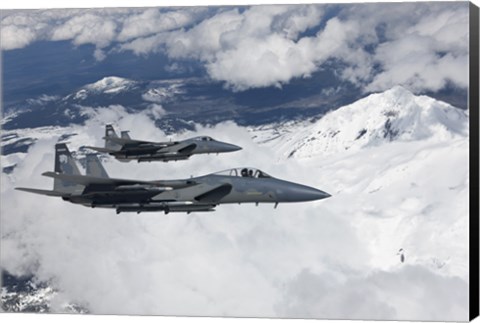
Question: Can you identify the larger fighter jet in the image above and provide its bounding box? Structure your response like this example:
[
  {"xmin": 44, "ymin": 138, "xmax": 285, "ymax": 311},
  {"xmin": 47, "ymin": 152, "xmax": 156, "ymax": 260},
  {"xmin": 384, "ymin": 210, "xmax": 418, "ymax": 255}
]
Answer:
[
  {"xmin": 85, "ymin": 125, "xmax": 242, "ymax": 162},
  {"xmin": 16, "ymin": 144, "xmax": 331, "ymax": 214}
]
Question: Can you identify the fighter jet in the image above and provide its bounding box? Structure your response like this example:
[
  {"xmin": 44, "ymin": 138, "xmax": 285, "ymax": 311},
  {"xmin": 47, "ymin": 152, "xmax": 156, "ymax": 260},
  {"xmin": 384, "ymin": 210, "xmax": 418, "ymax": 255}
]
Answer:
[
  {"xmin": 85, "ymin": 125, "xmax": 242, "ymax": 162},
  {"xmin": 16, "ymin": 144, "xmax": 331, "ymax": 214}
]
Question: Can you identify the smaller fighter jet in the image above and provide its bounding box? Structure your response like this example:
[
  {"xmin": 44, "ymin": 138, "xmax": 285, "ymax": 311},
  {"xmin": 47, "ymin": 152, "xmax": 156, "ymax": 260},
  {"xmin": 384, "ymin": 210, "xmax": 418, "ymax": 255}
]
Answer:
[
  {"xmin": 16, "ymin": 144, "xmax": 331, "ymax": 214},
  {"xmin": 85, "ymin": 125, "xmax": 242, "ymax": 162}
]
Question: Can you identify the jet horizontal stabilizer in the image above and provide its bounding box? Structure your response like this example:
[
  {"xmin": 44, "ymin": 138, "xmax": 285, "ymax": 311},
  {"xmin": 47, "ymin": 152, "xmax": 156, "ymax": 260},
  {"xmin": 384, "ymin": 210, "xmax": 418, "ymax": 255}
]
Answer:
[{"xmin": 15, "ymin": 187, "xmax": 69, "ymax": 197}]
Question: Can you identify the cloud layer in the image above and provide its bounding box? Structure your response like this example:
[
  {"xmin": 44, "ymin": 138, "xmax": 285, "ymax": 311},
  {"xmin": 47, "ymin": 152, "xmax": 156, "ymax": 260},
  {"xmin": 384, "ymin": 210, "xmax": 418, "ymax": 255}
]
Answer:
[
  {"xmin": 1, "ymin": 101, "xmax": 469, "ymax": 319},
  {"xmin": 1, "ymin": 3, "xmax": 469, "ymax": 93}
]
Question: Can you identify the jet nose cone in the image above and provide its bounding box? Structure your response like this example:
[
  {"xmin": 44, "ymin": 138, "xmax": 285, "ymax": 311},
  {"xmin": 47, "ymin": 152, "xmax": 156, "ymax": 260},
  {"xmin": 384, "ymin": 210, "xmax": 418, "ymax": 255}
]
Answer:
[
  {"xmin": 221, "ymin": 143, "xmax": 242, "ymax": 152},
  {"xmin": 279, "ymin": 182, "xmax": 331, "ymax": 202},
  {"xmin": 299, "ymin": 187, "xmax": 331, "ymax": 201}
]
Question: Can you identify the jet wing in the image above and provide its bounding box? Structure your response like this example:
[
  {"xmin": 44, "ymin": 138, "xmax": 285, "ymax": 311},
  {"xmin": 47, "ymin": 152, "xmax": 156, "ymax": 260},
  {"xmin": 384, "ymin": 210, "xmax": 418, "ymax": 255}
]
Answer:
[
  {"xmin": 139, "ymin": 143, "xmax": 197, "ymax": 157},
  {"xmin": 84, "ymin": 146, "xmax": 119, "ymax": 153},
  {"xmin": 15, "ymin": 187, "xmax": 69, "ymax": 197},
  {"xmin": 177, "ymin": 143, "xmax": 196, "ymax": 154},
  {"xmin": 194, "ymin": 183, "xmax": 232, "ymax": 203}
]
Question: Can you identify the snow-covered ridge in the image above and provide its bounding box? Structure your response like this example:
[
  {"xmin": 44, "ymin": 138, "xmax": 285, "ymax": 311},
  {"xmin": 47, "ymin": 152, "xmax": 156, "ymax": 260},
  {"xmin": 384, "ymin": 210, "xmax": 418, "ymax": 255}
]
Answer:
[
  {"xmin": 142, "ymin": 82, "xmax": 185, "ymax": 104},
  {"xmin": 257, "ymin": 86, "xmax": 468, "ymax": 159}
]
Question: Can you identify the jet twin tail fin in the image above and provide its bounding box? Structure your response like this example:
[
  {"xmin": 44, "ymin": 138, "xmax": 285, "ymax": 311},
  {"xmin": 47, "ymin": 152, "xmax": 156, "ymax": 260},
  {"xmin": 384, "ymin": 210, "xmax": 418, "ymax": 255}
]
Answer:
[
  {"xmin": 121, "ymin": 131, "xmax": 131, "ymax": 140},
  {"xmin": 54, "ymin": 143, "xmax": 84, "ymax": 194},
  {"xmin": 103, "ymin": 126, "xmax": 153, "ymax": 147},
  {"xmin": 105, "ymin": 124, "xmax": 123, "ymax": 150},
  {"xmin": 105, "ymin": 124, "xmax": 118, "ymax": 138},
  {"xmin": 55, "ymin": 143, "xmax": 81, "ymax": 175},
  {"xmin": 85, "ymin": 154, "xmax": 109, "ymax": 178},
  {"xmin": 17, "ymin": 144, "xmax": 112, "ymax": 196}
]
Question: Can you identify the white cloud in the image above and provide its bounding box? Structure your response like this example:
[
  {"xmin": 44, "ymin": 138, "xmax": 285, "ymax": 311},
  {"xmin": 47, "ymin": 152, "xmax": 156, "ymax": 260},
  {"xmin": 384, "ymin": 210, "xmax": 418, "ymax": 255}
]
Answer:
[
  {"xmin": 407, "ymin": 6, "xmax": 469, "ymax": 50},
  {"xmin": 117, "ymin": 33, "xmax": 166, "ymax": 55},
  {"xmin": 51, "ymin": 12, "xmax": 117, "ymax": 48},
  {"xmin": 0, "ymin": 24, "xmax": 37, "ymax": 50},
  {"xmin": 146, "ymin": 103, "xmax": 167, "ymax": 119},
  {"xmin": 206, "ymin": 35, "xmax": 314, "ymax": 90},
  {"xmin": 93, "ymin": 48, "xmax": 106, "ymax": 61},
  {"xmin": 276, "ymin": 266, "xmax": 468, "ymax": 321},
  {"xmin": 0, "ymin": 7, "xmax": 205, "ymax": 59},
  {"xmin": 341, "ymin": 3, "xmax": 469, "ymax": 93},
  {"xmin": 156, "ymin": 2, "xmax": 468, "ymax": 93},
  {"xmin": 116, "ymin": 8, "xmax": 205, "ymax": 42},
  {"xmin": 367, "ymin": 40, "xmax": 469, "ymax": 92},
  {"xmin": 162, "ymin": 8, "xmax": 245, "ymax": 61},
  {"xmin": 161, "ymin": 5, "xmax": 326, "ymax": 90},
  {"xmin": 271, "ymin": 4, "xmax": 324, "ymax": 40},
  {"xmin": 361, "ymin": 4, "xmax": 469, "ymax": 92},
  {"xmin": 1, "ymin": 9, "xmax": 83, "ymax": 50}
]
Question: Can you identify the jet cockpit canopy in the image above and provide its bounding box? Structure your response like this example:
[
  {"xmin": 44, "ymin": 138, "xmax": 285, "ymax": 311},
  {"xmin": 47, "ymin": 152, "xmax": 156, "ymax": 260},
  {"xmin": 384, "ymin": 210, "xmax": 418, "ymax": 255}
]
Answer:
[
  {"xmin": 193, "ymin": 136, "xmax": 214, "ymax": 142},
  {"xmin": 214, "ymin": 168, "xmax": 272, "ymax": 178}
]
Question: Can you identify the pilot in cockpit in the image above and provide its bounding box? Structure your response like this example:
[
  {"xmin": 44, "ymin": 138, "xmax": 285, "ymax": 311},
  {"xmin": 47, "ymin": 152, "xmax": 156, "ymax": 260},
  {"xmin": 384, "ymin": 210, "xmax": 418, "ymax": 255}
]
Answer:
[{"xmin": 241, "ymin": 168, "xmax": 248, "ymax": 177}]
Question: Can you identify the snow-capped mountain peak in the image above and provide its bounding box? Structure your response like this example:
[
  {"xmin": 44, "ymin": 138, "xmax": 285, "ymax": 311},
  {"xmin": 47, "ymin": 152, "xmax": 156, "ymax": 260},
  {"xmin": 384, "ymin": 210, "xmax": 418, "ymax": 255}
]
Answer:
[
  {"xmin": 85, "ymin": 76, "xmax": 135, "ymax": 93},
  {"xmin": 255, "ymin": 86, "xmax": 468, "ymax": 159},
  {"xmin": 71, "ymin": 76, "xmax": 137, "ymax": 100}
]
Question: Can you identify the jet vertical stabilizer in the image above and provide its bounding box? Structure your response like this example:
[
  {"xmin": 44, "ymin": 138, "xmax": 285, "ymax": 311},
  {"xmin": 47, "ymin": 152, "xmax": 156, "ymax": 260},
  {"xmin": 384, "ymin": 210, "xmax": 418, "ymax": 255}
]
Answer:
[
  {"xmin": 53, "ymin": 143, "xmax": 84, "ymax": 194},
  {"xmin": 85, "ymin": 154, "xmax": 109, "ymax": 178},
  {"xmin": 105, "ymin": 124, "xmax": 122, "ymax": 151}
]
